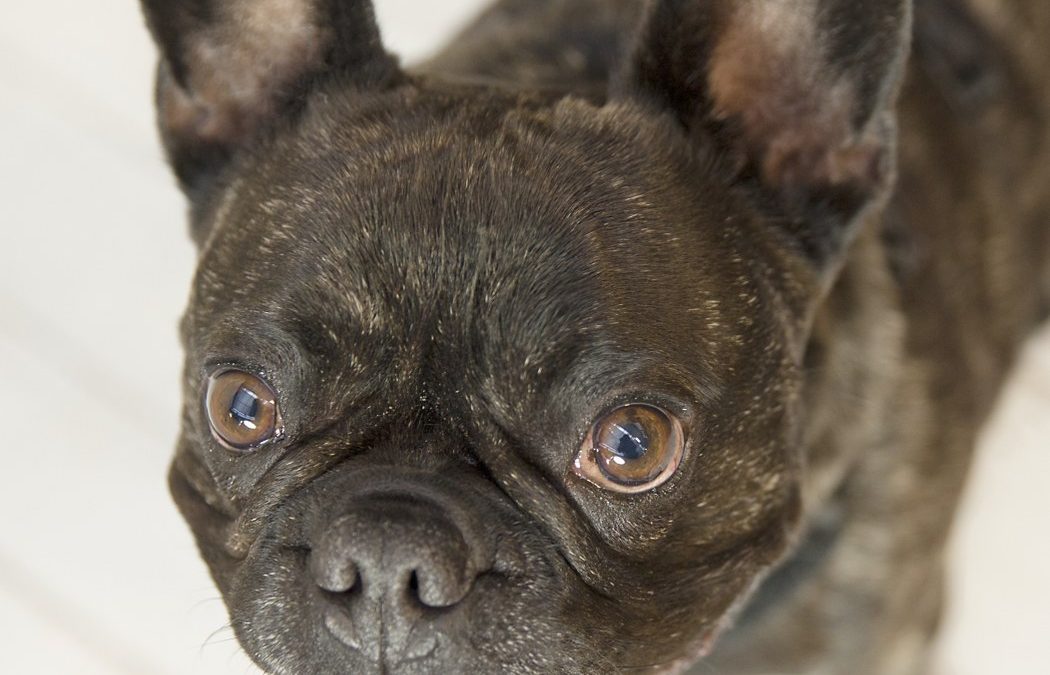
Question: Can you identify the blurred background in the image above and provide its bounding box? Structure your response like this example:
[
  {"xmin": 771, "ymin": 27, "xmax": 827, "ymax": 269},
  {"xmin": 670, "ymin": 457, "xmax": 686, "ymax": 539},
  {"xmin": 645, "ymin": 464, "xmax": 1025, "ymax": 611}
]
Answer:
[{"xmin": 0, "ymin": 1, "xmax": 1047, "ymax": 673}]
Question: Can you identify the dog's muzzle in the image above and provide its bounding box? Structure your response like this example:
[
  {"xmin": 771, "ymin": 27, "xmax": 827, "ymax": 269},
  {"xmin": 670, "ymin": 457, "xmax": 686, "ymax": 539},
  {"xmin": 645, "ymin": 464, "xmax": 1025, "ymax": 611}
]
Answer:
[{"xmin": 308, "ymin": 495, "xmax": 494, "ymax": 663}]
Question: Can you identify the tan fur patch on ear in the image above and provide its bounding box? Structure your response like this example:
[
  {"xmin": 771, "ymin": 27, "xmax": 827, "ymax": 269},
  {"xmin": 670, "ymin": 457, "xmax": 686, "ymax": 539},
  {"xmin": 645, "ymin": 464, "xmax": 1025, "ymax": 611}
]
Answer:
[
  {"xmin": 708, "ymin": 0, "xmax": 881, "ymax": 191},
  {"xmin": 163, "ymin": 0, "xmax": 330, "ymax": 145}
]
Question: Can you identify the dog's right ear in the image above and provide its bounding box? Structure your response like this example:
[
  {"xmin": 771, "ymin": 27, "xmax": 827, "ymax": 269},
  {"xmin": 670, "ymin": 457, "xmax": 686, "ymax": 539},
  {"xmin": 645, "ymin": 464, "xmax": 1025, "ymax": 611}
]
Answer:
[{"xmin": 141, "ymin": 0, "xmax": 399, "ymax": 199}]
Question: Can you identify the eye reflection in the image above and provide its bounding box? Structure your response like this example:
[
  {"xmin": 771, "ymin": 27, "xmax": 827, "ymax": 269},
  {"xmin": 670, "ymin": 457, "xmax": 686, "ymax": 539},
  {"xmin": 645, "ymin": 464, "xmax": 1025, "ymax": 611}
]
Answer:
[
  {"xmin": 229, "ymin": 387, "xmax": 261, "ymax": 426},
  {"xmin": 603, "ymin": 421, "xmax": 649, "ymax": 461}
]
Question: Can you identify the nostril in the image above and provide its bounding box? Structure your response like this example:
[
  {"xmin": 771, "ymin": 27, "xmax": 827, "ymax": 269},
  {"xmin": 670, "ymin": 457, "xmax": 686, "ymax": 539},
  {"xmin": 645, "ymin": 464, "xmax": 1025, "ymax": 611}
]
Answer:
[
  {"xmin": 311, "ymin": 501, "xmax": 488, "ymax": 610},
  {"xmin": 412, "ymin": 563, "xmax": 473, "ymax": 608},
  {"xmin": 309, "ymin": 548, "xmax": 358, "ymax": 594}
]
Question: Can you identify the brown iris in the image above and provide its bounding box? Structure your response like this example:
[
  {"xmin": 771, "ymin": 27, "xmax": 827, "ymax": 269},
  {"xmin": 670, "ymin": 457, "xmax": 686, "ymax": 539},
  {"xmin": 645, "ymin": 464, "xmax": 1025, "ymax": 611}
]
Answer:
[
  {"xmin": 573, "ymin": 404, "xmax": 685, "ymax": 493},
  {"xmin": 205, "ymin": 369, "xmax": 282, "ymax": 451}
]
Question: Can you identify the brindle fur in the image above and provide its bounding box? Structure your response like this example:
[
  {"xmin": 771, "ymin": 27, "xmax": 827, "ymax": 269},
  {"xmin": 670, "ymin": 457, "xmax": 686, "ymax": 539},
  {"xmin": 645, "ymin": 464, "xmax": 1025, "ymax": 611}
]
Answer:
[
  {"xmin": 142, "ymin": 0, "xmax": 1050, "ymax": 673},
  {"xmin": 444, "ymin": 3, "xmax": 1050, "ymax": 670}
]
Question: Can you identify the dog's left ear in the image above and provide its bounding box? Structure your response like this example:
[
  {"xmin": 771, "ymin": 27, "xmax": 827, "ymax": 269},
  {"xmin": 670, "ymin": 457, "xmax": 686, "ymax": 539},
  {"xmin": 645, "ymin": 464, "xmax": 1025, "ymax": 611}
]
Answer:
[
  {"xmin": 141, "ymin": 0, "xmax": 399, "ymax": 199},
  {"xmin": 615, "ymin": 0, "xmax": 911, "ymax": 270}
]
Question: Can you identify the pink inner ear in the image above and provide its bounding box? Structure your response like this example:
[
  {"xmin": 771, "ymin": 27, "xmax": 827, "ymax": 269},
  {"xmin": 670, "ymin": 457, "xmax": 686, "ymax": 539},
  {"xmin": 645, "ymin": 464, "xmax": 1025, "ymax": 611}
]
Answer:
[
  {"xmin": 160, "ymin": 74, "xmax": 244, "ymax": 145},
  {"xmin": 706, "ymin": 2, "xmax": 886, "ymax": 194},
  {"xmin": 162, "ymin": 0, "xmax": 330, "ymax": 147}
]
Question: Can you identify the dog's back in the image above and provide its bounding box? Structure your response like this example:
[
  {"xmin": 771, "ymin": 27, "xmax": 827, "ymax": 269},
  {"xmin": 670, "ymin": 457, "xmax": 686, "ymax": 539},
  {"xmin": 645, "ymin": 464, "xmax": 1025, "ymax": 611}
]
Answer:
[{"xmin": 904, "ymin": 0, "xmax": 1050, "ymax": 346}]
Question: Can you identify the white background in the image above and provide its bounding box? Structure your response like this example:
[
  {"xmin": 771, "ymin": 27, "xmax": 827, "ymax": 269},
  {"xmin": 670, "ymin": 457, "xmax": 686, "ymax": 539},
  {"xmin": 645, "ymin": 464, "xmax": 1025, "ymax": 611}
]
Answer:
[{"xmin": 0, "ymin": 1, "xmax": 1047, "ymax": 673}]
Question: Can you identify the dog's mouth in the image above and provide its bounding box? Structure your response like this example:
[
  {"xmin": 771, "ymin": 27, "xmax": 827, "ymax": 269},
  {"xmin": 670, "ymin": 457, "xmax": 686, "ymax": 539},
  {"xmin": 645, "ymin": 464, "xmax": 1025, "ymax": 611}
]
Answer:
[
  {"xmin": 231, "ymin": 543, "xmax": 704, "ymax": 675},
  {"xmin": 206, "ymin": 467, "xmax": 596, "ymax": 673},
  {"xmin": 173, "ymin": 453, "xmax": 759, "ymax": 674}
]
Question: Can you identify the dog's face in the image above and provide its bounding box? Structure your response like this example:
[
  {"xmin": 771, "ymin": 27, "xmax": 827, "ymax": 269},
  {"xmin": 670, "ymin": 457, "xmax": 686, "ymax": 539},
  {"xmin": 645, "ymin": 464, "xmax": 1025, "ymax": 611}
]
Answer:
[{"xmin": 146, "ymin": 1, "xmax": 909, "ymax": 672}]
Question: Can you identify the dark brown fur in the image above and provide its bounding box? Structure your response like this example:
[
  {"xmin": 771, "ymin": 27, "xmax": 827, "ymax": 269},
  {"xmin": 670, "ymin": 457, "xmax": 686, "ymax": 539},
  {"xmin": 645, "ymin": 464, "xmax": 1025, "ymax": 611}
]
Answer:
[
  {"xmin": 438, "ymin": 3, "xmax": 1050, "ymax": 669},
  {"xmin": 142, "ymin": 0, "xmax": 1049, "ymax": 672}
]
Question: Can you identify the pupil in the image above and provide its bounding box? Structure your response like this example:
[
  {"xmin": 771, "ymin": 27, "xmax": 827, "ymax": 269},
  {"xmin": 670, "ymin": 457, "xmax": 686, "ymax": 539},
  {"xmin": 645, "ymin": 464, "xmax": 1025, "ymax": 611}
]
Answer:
[
  {"xmin": 611, "ymin": 422, "xmax": 649, "ymax": 460},
  {"xmin": 229, "ymin": 387, "xmax": 260, "ymax": 423}
]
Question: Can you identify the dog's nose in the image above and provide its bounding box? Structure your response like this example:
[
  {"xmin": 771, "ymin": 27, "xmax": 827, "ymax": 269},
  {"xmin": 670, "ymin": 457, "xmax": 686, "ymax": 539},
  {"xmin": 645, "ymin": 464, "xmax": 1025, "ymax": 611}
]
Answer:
[{"xmin": 309, "ymin": 498, "xmax": 479, "ymax": 609}]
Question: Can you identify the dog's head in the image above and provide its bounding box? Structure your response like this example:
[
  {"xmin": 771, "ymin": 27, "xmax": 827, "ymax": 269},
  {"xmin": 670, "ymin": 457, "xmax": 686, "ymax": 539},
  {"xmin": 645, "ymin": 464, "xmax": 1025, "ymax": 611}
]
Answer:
[{"xmin": 144, "ymin": 1, "xmax": 909, "ymax": 672}]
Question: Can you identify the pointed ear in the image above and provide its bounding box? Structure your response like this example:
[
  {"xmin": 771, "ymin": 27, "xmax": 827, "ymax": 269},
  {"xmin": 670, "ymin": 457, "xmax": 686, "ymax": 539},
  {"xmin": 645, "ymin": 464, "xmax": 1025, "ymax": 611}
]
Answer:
[
  {"xmin": 615, "ymin": 0, "xmax": 911, "ymax": 264},
  {"xmin": 141, "ymin": 0, "xmax": 399, "ymax": 196}
]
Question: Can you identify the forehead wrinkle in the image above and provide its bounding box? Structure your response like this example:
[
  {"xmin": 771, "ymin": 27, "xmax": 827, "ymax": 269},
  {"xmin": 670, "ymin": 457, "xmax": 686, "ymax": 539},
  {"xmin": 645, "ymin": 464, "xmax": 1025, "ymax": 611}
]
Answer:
[
  {"xmin": 199, "ymin": 131, "xmax": 471, "ymax": 344},
  {"xmin": 214, "ymin": 129, "xmax": 555, "ymax": 398},
  {"xmin": 199, "ymin": 95, "xmax": 675, "ymax": 415}
]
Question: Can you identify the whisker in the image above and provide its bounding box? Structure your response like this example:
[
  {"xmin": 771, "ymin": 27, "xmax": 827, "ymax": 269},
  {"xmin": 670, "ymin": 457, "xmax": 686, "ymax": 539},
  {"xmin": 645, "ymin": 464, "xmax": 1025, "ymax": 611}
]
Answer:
[
  {"xmin": 189, "ymin": 595, "xmax": 225, "ymax": 612},
  {"xmin": 200, "ymin": 623, "xmax": 236, "ymax": 653}
]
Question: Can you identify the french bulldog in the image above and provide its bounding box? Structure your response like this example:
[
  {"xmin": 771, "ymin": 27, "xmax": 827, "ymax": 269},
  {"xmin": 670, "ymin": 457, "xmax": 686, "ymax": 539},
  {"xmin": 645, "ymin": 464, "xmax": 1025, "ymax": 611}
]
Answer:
[{"xmin": 141, "ymin": 0, "xmax": 1050, "ymax": 672}]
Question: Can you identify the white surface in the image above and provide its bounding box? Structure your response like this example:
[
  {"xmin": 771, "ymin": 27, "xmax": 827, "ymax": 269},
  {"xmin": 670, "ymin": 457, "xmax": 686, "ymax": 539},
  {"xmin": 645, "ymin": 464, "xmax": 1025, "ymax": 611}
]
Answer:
[{"xmin": 0, "ymin": 2, "xmax": 1046, "ymax": 674}]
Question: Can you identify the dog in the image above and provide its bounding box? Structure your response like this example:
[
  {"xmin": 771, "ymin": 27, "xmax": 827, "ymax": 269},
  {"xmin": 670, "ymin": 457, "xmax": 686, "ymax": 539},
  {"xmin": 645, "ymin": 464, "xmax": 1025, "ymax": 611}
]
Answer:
[{"xmin": 141, "ymin": 0, "xmax": 1050, "ymax": 672}]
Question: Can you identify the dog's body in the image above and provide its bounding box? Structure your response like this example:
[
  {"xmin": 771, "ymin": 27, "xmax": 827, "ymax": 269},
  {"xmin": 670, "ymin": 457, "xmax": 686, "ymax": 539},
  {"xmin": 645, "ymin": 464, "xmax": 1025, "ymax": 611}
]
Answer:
[{"xmin": 143, "ymin": 0, "xmax": 1049, "ymax": 673}]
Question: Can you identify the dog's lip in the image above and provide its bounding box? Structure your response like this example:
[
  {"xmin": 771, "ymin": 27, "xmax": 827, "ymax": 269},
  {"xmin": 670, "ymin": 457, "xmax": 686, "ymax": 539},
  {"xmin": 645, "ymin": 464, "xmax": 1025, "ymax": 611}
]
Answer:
[{"xmin": 168, "ymin": 451, "xmax": 250, "ymax": 564}]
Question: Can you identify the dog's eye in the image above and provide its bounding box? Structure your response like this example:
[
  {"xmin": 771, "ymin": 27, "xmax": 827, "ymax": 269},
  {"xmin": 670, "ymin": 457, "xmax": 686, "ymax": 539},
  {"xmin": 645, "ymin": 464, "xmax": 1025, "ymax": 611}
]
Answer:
[
  {"xmin": 572, "ymin": 404, "xmax": 685, "ymax": 493},
  {"xmin": 205, "ymin": 369, "xmax": 283, "ymax": 451}
]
